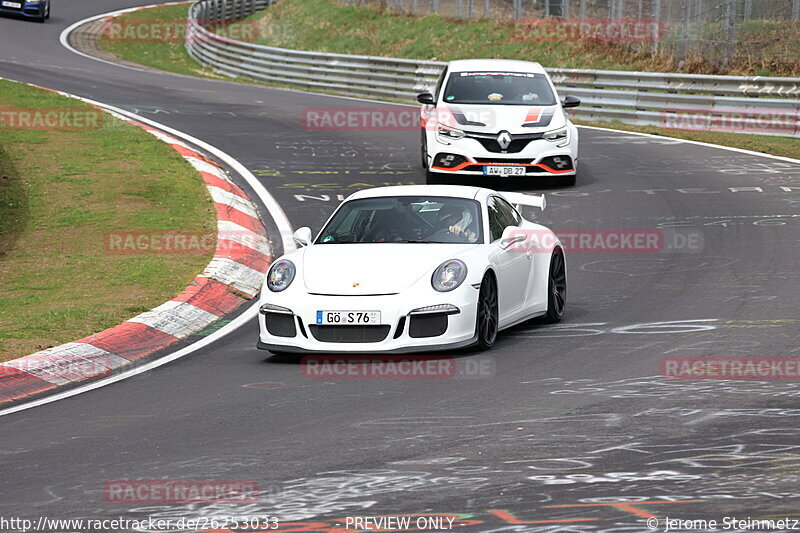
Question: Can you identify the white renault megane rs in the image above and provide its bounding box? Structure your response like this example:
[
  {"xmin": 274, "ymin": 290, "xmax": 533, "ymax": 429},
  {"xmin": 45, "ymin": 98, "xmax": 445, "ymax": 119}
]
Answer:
[
  {"xmin": 418, "ymin": 59, "xmax": 580, "ymax": 186},
  {"xmin": 257, "ymin": 185, "xmax": 566, "ymax": 354}
]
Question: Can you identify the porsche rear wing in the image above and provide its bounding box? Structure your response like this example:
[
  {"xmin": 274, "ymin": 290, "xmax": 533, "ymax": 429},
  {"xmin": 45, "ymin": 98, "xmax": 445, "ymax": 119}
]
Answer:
[{"xmin": 498, "ymin": 192, "xmax": 546, "ymax": 212}]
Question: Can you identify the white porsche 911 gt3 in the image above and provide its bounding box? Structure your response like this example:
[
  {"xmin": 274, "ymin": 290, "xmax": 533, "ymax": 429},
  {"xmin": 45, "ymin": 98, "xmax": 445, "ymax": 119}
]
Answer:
[
  {"xmin": 257, "ymin": 185, "xmax": 566, "ymax": 354},
  {"xmin": 418, "ymin": 59, "xmax": 580, "ymax": 186}
]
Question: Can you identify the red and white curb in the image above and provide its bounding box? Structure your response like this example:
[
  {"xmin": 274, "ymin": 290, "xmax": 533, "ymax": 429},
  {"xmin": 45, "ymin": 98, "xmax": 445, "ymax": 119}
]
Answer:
[{"xmin": 0, "ymin": 85, "xmax": 272, "ymax": 406}]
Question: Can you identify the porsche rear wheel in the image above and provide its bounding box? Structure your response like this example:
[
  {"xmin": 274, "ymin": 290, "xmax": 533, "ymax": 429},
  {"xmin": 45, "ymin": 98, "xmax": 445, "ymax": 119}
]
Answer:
[
  {"xmin": 543, "ymin": 248, "xmax": 566, "ymax": 323},
  {"xmin": 476, "ymin": 274, "xmax": 498, "ymax": 350}
]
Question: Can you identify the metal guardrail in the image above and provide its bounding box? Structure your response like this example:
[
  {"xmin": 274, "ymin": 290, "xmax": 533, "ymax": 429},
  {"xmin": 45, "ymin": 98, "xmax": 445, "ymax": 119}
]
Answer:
[{"xmin": 185, "ymin": 0, "xmax": 800, "ymax": 137}]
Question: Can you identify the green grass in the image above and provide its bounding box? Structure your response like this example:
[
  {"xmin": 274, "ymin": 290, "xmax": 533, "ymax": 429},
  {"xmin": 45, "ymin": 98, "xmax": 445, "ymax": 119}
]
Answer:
[
  {"xmin": 99, "ymin": 3, "xmax": 225, "ymax": 77},
  {"xmin": 244, "ymin": 0, "xmax": 634, "ymax": 68},
  {"xmin": 95, "ymin": 0, "xmax": 800, "ymax": 161},
  {"xmin": 0, "ymin": 79, "xmax": 217, "ymax": 360}
]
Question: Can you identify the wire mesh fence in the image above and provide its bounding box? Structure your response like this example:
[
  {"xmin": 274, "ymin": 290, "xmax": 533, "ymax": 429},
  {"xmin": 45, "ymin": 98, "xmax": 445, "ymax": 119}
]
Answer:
[
  {"xmin": 187, "ymin": 0, "xmax": 800, "ymax": 137},
  {"xmin": 339, "ymin": 0, "xmax": 800, "ymax": 70}
]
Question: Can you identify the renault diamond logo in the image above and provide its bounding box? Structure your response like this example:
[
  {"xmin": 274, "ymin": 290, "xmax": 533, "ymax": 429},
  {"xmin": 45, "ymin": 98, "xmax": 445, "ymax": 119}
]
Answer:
[{"xmin": 497, "ymin": 131, "xmax": 512, "ymax": 150}]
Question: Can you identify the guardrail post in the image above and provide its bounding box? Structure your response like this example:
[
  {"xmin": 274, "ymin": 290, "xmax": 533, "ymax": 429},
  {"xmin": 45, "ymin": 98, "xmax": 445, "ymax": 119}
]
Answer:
[
  {"xmin": 431, "ymin": 0, "xmax": 438, "ymax": 13},
  {"xmin": 651, "ymin": 0, "xmax": 661, "ymax": 54},
  {"xmin": 513, "ymin": 0, "xmax": 520, "ymax": 19},
  {"xmin": 562, "ymin": 0, "xmax": 569, "ymax": 17},
  {"xmin": 794, "ymin": 0, "xmax": 800, "ymax": 20},
  {"xmin": 681, "ymin": 0, "xmax": 689, "ymax": 61},
  {"xmin": 743, "ymin": 0, "xmax": 751, "ymax": 22},
  {"xmin": 725, "ymin": 0, "xmax": 736, "ymax": 66},
  {"xmin": 483, "ymin": 0, "xmax": 489, "ymax": 17},
  {"xmin": 579, "ymin": 0, "xmax": 585, "ymax": 19},
  {"xmin": 457, "ymin": 0, "xmax": 462, "ymax": 17},
  {"xmin": 467, "ymin": 0, "xmax": 473, "ymax": 17}
]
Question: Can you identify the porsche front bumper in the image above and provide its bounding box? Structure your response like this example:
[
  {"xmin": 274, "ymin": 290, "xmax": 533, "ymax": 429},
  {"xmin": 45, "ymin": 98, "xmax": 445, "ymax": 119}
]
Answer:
[{"xmin": 257, "ymin": 288, "xmax": 479, "ymax": 353}]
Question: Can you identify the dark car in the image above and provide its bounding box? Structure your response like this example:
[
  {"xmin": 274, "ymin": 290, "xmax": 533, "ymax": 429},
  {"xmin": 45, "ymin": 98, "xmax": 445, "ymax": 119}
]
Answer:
[{"xmin": 0, "ymin": 0, "xmax": 50, "ymax": 23}]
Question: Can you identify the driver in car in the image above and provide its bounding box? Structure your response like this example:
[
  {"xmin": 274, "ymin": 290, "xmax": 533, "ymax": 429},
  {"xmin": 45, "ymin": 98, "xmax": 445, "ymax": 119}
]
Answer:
[{"xmin": 432, "ymin": 204, "xmax": 479, "ymax": 243}]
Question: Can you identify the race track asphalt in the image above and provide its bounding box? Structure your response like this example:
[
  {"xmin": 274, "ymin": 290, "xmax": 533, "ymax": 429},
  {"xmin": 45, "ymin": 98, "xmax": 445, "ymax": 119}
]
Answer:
[{"xmin": 1, "ymin": 2, "xmax": 800, "ymax": 530}]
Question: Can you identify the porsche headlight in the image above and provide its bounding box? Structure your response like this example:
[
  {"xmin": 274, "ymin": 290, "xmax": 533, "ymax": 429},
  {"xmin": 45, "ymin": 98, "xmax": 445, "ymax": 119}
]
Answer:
[
  {"xmin": 543, "ymin": 127, "xmax": 569, "ymax": 147},
  {"xmin": 432, "ymin": 259, "xmax": 467, "ymax": 292},
  {"xmin": 436, "ymin": 124, "xmax": 465, "ymax": 144},
  {"xmin": 266, "ymin": 260, "xmax": 295, "ymax": 292}
]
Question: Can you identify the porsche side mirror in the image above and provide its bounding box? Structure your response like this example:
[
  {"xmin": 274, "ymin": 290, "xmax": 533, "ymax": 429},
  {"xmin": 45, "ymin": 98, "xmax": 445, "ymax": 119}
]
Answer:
[
  {"xmin": 417, "ymin": 92, "xmax": 436, "ymax": 105},
  {"xmin": 293, "ymin": 227, "xmax": 313, "ymax": 247},
  {"xmin": 499, "ymin": 226, "xmax": 526, "ymax": 250},
  {"xmin": 562, "ymin": 95, "xmax": 581, "ymax": 108}
]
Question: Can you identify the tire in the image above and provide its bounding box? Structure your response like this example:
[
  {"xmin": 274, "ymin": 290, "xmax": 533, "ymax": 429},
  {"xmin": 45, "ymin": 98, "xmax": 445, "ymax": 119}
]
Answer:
[
  {"xmin": 560, "ymin": 173, "xmax": 576, "ymax": 187},
  {"xmin": 476, "ymin": 274, "xmax": 499, "ymax": 350},
  {"xmin": 543, "ymin": 248, "xmax": 566, "ymax": 323},
  {"xmin": 425, "ymin": 170, "xmax": 448, "ymax": 184},
  {"xmin": 420, "ymin": 129, "xmax": 428, "ymax": 169}
]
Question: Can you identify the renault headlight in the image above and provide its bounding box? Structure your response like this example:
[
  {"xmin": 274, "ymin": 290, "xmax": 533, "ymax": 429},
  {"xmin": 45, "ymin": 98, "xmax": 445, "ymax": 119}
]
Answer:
[
  {"xmin": 267, "ymin": 260, "xmax": 296, "ymax": 292},
  {"xmin": 432, "ymin": 259, "xmax": 467, "ymax": 292},
  {"xmin": 436, "ymin": 124, "xmax": 465, "ymax": 144},
  {"xmin": 543, "ymin": 127, "xmax": 569, "ymax": 147}
]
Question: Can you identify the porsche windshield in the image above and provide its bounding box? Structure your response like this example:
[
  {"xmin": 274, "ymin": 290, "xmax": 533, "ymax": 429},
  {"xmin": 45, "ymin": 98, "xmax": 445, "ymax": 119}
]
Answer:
[
  {"xmin": 316, "ymin": 196, "xmax": 484, "ymax": 244},
  {"xmin": 443, "ymin": 71, "xmax": 557, "ymax": 105}
]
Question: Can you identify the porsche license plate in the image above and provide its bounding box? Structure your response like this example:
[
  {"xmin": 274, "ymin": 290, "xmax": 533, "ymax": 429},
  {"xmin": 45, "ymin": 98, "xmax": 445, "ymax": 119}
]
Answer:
[
  {"xmin": 483, "ymin": 166, "xmax": 526, "ymax": 176},
  {"xmin": 2, "ymin": 2, "xmax": 22, "ymax": 8},
  {"xmin": 316, "ymin": 311, "xmax": 380, "ymax": 325}
]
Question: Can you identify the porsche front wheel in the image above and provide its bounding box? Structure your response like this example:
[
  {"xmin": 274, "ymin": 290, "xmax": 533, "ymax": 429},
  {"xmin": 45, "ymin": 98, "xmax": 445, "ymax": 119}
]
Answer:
[
  {"xmin": 476, "ymin": 274, "xmax": 498, "ymax": 350},
  {"xmin": 543, "ymin": 248, "xmax": 566, "ymax": 323}
]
